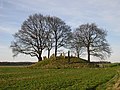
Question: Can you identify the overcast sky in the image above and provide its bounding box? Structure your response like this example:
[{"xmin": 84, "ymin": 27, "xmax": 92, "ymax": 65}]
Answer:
[{"xmin": 0, "ymin": 0, "xmax": 120, "ymax": 62}]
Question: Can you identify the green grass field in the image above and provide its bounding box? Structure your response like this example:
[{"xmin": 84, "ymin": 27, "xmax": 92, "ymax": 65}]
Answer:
[
  {"xmin": 0, "ymin": 57, "xmax": 120, "ymax": 90},
  {"xmin": 0, "ymin": 66, "xmax": 119, "ymax": 90}
]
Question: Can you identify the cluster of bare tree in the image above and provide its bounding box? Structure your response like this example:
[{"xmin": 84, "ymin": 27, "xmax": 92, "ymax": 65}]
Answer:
[
  {"xmin": 11, "ymin": 13, "xmax": 111, "ymax": 62},
  {"xmin": 11, "ymin": 14, "xmax": 71, "ymax": 61},
  {"xmin": 67, "ymin": 23, "xmax": 111, "ymax": 62}
]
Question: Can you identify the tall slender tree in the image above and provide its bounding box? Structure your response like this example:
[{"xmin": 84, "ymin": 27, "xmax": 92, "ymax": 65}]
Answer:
[
  {"xmin": 65, "ymin": 30, "xmax": 84, "ymax": 58},
  {"xmin": 47, "ymin": 16, "xmax": 71, "ymax": 57},
  {"xmin": 45, "ymin": 30, "xmax": 54, "ymax": 58},
  {"xmin": 71, "ymin": 31, "xmax": 84, "ymax": 58}
]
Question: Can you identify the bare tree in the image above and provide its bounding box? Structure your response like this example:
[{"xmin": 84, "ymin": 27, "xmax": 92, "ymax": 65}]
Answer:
[
  {"xmin": 71, "ymin": 31, "xmax": 84, "ymax": 58},
  {"xmin": 10, "ymin": 14, "xmax": 48, "ymax": 61},
  {"xmin": 65, "ymin": 31, "xmax": 84, "ymax": 58},
  {"xmin": 76, "ymin": 23, "xmax": 111, "ymax": 62},
  {"xmin": 47, "ymin": 16, "xmax": 71, "ymax": 57},
  {"xmin": 45, "ymin": 30, "xmax": 54, "ymax": 58}
]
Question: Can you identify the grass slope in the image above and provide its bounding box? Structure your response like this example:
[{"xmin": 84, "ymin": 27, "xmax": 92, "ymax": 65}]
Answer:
[{"xmin": 31, "ymin": 57, "xmax": 98, "ymax": 69}]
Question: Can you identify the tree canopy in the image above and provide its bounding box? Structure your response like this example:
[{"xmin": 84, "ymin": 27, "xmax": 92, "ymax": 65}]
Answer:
[
  {"xmin": 46, "ymin": 16, "xmax": 71, "ymax": 57},
  {"xmin": 11, "ymin": 13, "xmax": 111, "ymax": 62},
  {"xmin": 11, "ymin": 13, "xmax": 71, "ymax": 61},
  {"xmin": 75, "ymin": 23, "xmax": 111, "ymax": 62}
]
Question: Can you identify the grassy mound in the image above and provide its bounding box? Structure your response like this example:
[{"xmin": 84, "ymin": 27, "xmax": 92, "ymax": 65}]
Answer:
[{"xmin": 30, "ymin": 56, "xmax": 99, "ymax": 69}]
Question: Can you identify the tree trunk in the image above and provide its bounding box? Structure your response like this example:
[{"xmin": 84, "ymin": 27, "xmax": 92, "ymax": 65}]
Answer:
[
  {"xmin": 55, "ymin": 45, "xmax": 57, "ymax": 58},
  {"xmin": 55, "ymin": 40, "xmax": 57, "ymax": 58},
  {"xmin": 87, "ymin": 46, "xmax": 90, "ymax": 63},
  {"xmin": 77, "ymin": 51, "xmax": 79, "ymax": 58},
  {"xmin": 68, "ymin": 51, "xmax": 70, "ymax": 63},
  {"xmin": 38, "ymin": 53, "xmax": 42, "ymax": 62},
  {"xmin": 48, "ymin": 49, "xmax": 50, "ymax": 58}
]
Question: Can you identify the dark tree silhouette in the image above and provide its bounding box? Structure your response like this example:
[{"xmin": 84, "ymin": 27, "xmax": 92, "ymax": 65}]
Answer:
[
  {"xmin": 65, "ymin": 31, "xmax": 84, "ymax": 58},
  {"xmin": 45, "ymin": 30, "xmax": 54, "ymax": 58},
  {"xmin": 10, "ymin": 14, "xmax": 48, "ymax": 61},
  {"xmin": 76, "ymin": 23, "xmax": 111, "ymax": 62},
  {"xmin": 71, "ymin": 31, "xmax": 84, "ymax": 58},
  {"xmin": 47, "ymin": 16, "xmax": 71, "ymax": 57}
]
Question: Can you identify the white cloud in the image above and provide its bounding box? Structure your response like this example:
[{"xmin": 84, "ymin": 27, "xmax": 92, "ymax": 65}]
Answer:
[
  {"xmin": 0, "ymin": 44, "xmax": 37, "ymax": 62},
  {"xmin": 0, "ymin": 26, "xmax": 18, "ymax": 34},
  {"xmin": 0, "ymin": 26, "xmax": 12, "ymax": 34},
  {"xmin": 109, "ymin": 45, "xmax": 120, "ymax": 63},
  {"xmin": 0, "ymin": 44, "xmax": 7, "ymax": 49}
]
